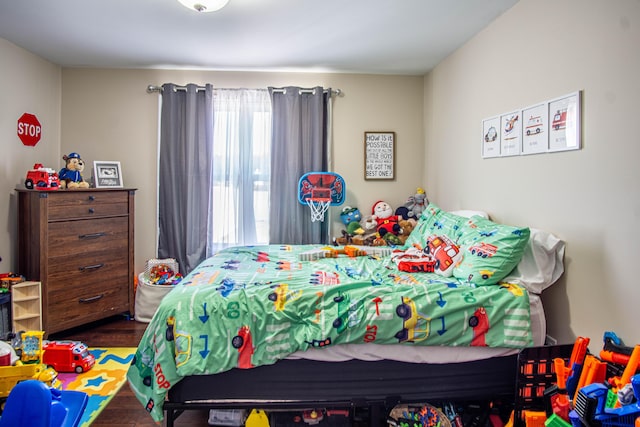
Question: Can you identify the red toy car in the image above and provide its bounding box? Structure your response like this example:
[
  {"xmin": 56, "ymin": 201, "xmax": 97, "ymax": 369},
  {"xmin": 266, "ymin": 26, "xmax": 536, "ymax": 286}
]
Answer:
[
  {"xmin": 25, "ymin": 163, "xmax": 60, "ymax": 190},
  {"xmin": 43, "ymin": 341, "xmax": 95, "ymax": 373}
]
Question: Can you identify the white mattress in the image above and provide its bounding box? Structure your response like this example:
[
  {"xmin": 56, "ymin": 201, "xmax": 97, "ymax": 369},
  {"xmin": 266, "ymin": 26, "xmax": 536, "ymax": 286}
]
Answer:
[{"xmin": 287, "ymin": 294, "xmax": 545, "ymax": 364}]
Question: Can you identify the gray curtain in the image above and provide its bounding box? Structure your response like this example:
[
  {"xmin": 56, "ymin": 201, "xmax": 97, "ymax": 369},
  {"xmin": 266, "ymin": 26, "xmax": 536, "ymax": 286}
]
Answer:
[
  {"xmin": 158, "ymin": 83, "xmax": 214, "ymax": 275},
  {"xmin": 268, "ymin": 86, "xmax": 330, "ymax": 244}
]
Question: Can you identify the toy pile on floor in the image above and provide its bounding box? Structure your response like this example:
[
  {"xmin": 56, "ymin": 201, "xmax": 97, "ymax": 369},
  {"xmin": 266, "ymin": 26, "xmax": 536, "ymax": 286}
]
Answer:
[
  {"xmin": 0, "ymin": 331, "xmax": 90, "ymax": 427},
  {"xmin": 515, "ymin": 331, "xmax": 640, "ymax": 427}
]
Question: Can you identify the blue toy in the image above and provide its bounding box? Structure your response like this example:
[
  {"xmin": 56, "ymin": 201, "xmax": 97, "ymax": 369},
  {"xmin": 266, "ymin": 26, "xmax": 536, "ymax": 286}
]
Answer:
[
  {"xmin": 58, "ymin": 152, "xmax": 90, "ymax": 189},
  {"xmin": 0, "ymin": 380, "xmax": 88, "ymax": 427}
]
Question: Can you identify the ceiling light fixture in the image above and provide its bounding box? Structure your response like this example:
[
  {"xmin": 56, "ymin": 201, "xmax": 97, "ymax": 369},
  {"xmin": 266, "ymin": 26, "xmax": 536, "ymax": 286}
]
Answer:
[{"xmin": 177, "ymin": 0, "xmax": 229, "ymax": 12}]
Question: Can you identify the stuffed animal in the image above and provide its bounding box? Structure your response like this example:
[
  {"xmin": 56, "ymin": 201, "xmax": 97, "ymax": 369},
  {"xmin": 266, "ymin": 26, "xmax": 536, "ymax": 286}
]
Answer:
[
  {"xmin": 371, "ymin": 201, "xmax": 402, "ymax": 238},
  {"xmin": 403, "ymin": 187, "xmax": 429, "ymax": 218},
  {"xmin": 397, "ymin": 218, "xmax": 417, "ymax": 245},
  {"xmin": 340, "ymin": 206, "xmax": 364, "ymax": 236},
  {"xmin": 58, "ymin": 152, "xmax": 90, "ymax": 189}
]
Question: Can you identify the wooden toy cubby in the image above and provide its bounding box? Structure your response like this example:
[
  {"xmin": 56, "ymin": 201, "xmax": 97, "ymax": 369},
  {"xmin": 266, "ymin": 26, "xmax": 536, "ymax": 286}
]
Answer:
[{"xmin": 11, "ymin": 281, "xmax": 42, "ymax": 332}]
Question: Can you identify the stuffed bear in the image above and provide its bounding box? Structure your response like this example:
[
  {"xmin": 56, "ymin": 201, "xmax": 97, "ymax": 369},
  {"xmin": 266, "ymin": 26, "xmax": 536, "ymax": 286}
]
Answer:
[
  {"xmin": 397, "ymin": 218, "xmax": 417, "ymax": 245},
  {"xmin": 59, "ymin": 152, "xmax": 90, "ymax": 189}
]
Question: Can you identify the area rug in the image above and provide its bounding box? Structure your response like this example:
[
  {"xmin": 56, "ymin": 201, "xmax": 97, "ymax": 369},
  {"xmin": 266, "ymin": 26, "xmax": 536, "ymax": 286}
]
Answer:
[{"xmin": 57, "ymin": 347, "xmax": 135, "ymax": 427}]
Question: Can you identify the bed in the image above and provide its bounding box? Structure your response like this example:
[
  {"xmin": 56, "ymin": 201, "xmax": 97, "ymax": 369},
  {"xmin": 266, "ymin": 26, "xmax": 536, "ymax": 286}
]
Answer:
[{"xmin": 126, "ymin": 204, "xmax": 565, "ymax": 426}]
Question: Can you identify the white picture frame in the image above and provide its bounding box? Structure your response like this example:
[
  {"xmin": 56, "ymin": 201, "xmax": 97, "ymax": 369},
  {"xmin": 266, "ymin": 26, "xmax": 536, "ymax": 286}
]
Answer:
[
  {"xmin": 522, "ymin": 103, "xmax": 549, "ymax": 155},
  {"xmin": 93, "ymin": 161, "xmax": 123, "ymax": 188},
  {"xmin": 548, "ymin": 91, "xmax": 581, "ymax": 152},
  {"xmin": 481, "ymin": 116, "xmax": 501, "ymax": 158},
  {"xmin": 500, "ymin": 111, "xmax": 522, "ymax": 157}
]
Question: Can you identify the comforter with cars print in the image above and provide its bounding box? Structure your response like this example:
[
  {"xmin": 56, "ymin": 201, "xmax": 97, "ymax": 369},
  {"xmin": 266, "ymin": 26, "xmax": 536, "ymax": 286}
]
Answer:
[{"xmin": 127, "ymin": 244, "xmax": 532, "ymax": 421}]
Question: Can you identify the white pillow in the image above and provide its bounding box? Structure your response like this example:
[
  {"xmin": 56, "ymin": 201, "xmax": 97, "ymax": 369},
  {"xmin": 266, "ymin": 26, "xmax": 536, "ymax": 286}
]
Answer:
[{"xmin": 502, "ymin": 228, "xmax": 565, "ymax": 294}]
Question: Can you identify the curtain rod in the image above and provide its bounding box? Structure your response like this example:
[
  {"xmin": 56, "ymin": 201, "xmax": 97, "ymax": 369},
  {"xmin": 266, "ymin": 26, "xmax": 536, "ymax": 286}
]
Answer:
[{"xmin": 146, "ymin": 84, "xmax": 341, "ymax": 96}]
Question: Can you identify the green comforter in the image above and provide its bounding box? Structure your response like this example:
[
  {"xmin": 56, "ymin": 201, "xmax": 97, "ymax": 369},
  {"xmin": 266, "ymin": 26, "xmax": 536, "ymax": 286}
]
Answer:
[{"xmin": 127, "ymin": 244, "xmax": 532, "ymax": 421}]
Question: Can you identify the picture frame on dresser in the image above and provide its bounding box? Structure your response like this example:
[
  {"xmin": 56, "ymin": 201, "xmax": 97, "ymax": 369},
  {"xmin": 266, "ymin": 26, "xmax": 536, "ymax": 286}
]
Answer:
[{"xmin": 93, "ymin": 160, "xmax": 123, "ymax": 188}]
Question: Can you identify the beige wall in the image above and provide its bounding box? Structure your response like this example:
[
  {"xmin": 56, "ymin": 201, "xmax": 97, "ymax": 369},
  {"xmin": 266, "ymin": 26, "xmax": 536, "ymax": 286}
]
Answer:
[
  {"xmin": 424, "ymin": 0, "xmax": 640, "ymax": 345},
  {"xmin": 0, "ymin": 39, "xmax": 61, "ymax": 272},
  {"xmin": 60, "ymin": 69, "xmax": 425, "ymax": 276},
  {"xmin": 6, "ymin": 0, "xmax": 637, "ymax": 349}
]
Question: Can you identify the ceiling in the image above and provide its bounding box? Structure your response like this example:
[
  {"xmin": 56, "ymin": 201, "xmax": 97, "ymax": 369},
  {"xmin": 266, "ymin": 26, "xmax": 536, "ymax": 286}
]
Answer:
[{"xmin": 0, "ymin": 0, "xmax": 518, "ymax": 75}]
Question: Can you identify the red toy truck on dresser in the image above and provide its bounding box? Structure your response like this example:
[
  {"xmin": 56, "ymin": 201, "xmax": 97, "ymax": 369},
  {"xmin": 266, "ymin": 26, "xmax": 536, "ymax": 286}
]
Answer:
[
  {"xmin": 43, "ymin": 341, "xmax": 95, "ymax": 373},
  {"xmin": 24, "ymin": 163, "xmax": 60, "ymax": 190}
]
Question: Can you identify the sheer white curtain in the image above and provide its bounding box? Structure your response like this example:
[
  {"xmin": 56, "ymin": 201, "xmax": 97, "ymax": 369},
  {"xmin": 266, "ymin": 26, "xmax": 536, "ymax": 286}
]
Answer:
[{"xmin": 206, "ymin": 89, "xmax": 272, "ymax": 255}]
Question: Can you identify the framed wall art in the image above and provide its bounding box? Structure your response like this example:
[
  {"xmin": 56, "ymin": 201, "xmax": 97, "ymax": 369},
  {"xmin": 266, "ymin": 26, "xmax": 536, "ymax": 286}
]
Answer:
[
  {"xmin": 500, "ymin": 111, "xmax": 522, "ymax": 157},
  {"xmin": 364, "ymin": 131, "xmax": 395, "ymax": 180},
  {"xmin": 548, "ymin": 91, "xmax": 581, "ymax": 152},
  {"xmin": 481, "ymin": 89, "xmax": 582, "ymax": 158},
  {"xmin": 522, "ymin": 103, "xmax": 549, "ymax": 155},
  {"xmin": 482, "ymin": 116, "xmax": 501, "ymax": 158},
  {"xmin": 93, "ymin": 161, "xmax": 123, "ymax": 188}
]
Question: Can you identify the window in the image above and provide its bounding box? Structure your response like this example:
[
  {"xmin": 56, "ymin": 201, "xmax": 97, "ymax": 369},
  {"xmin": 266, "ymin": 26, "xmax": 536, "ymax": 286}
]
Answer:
[{"xmin": 207, "ymin": 89, "xmax": 272, "ymax": 254}]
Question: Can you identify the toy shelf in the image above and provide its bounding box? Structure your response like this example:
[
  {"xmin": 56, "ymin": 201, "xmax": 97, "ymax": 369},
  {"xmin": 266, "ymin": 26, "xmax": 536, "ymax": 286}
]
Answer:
[{"xmin": 11, "ymin": 281, "xmax": 42, "ymax": 332}]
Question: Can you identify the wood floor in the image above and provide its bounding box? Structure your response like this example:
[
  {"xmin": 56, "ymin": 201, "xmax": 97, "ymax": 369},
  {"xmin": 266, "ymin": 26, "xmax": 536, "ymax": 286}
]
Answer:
[{"xmin": 50, "ymin": 314, "xmax": 211, "ymax": 427}]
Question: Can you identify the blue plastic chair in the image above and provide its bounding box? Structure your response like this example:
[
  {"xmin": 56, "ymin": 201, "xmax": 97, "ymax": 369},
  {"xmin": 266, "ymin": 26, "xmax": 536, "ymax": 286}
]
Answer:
[{"xmin": 0, "ymin": 380, "xmax": 88, "ymax": 427}]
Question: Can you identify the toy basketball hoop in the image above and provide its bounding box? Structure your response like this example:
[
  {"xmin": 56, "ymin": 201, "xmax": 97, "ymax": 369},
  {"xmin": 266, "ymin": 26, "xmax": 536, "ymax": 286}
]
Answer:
[{"xmin": 298, "ymin": 172, "xmax": 345, "ymax": 222}]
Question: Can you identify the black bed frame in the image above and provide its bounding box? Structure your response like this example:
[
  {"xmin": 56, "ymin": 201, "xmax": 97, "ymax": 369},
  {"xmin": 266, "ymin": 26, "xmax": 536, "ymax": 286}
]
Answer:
[{"xmin": 164, "ymin": 355, "xmax": 518, "ymax": 426}]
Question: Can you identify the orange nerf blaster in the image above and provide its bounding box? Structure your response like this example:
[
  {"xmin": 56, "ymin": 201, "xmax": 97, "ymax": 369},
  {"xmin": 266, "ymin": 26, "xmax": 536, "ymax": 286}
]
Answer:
[
  {"xmin": 609, "ymin": 344, "xmax": 640, "ymax": 393},
  {"xmin": 562, "ymin": 336, "xmax": 590, "ymax": 398}
]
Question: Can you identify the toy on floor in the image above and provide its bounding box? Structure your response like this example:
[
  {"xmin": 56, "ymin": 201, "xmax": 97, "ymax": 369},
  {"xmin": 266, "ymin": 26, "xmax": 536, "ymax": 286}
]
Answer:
[
  {"xmin": 0, "ymin": 380, "xmax": 87, "ymax": 427},
  {"xmin": 43, "ymin": 340, "xmax": 95, "ymax": 373}
]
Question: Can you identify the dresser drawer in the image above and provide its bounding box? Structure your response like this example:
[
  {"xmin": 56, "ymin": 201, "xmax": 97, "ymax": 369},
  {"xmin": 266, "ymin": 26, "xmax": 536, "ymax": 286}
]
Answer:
[
  {"xmin": 47, "ymin": 251, "xmax": 129, "ymax": 291},
  {"xmin": 47, "ymin": 191, "xmax": 129, "ymax": 221},
  {"xmin": 47, "ymin": 281, "xmax": 129, "ymax": 329},
  {"xmin": 47, "ymin": 217, "xmax": 129, "ymax": 256}
]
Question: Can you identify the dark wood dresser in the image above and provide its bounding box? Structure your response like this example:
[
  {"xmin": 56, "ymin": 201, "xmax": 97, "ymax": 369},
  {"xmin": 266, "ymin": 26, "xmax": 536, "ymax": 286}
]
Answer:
[{"xmin": 17, "ymin": 188, "xmax": 135, "ymax": 335}]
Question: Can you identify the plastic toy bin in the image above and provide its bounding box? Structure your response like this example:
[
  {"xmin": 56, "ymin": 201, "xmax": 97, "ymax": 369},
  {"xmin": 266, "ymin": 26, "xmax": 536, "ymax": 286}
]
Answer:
[{"xmin": 514, "ymin": 344, "xmax": 574, "ymax": 427}]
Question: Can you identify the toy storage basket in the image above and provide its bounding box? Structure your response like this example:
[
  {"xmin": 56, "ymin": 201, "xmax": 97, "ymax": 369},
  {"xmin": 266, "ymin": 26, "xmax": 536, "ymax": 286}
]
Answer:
[
  {"xmin": 514, "ymin": 344, "xmax": 574, "ymax": 427},
  {"xmin": 134, "ymin": 258, "xmax": 179, "ymax": 323}
]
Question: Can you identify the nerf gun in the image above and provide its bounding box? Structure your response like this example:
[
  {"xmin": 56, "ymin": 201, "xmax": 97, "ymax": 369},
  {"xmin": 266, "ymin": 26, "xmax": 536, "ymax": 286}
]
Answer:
[
  {"xmin": 600, "ymin": 331, "xmax": 635, "ymax": 366},
  {"xmin": 609, "ymin": 344, "xmax": 640, "ymax": 395},
  {"xmin": 561, "ymin": 336, "xmax": 590, "ymax": 398},
  {"xmin": 544, "ymin": 337, "xmax": 589, "ymax": 421}
]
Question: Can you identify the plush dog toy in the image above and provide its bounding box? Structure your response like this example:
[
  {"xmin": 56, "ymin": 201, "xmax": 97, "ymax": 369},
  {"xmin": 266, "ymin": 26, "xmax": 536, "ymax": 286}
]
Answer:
[{"xmin": 59, "ymin": 152, "xmax": 90, "ymax": 189}]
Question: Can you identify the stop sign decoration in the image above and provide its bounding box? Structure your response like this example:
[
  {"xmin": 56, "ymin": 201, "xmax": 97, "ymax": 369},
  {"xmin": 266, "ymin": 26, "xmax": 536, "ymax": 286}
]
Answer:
[{"xmin": 17, "ymin": 113, "xmax": 42, "ymax": 146}]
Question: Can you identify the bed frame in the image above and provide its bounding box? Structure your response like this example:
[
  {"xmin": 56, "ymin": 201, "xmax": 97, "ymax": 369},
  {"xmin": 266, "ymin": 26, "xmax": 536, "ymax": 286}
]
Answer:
[{"xmin": 163, "ymin": 354, "xmax": 518, "ymax": 427}]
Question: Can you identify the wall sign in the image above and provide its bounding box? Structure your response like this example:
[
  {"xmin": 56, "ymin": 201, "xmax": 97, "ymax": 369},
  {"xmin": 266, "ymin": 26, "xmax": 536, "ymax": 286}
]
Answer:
[
  {"xmin": 17, "ymin": 113, "xmax": 42, "ymax": 147},
  {"xmin": 364, "ymin": 131, "xmax": 395, "ymax": 180}
]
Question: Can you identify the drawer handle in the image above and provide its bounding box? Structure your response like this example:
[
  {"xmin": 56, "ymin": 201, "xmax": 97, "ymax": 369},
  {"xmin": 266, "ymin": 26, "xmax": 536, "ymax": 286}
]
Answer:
[
  {"xmin": 88, "ymin": 208, "xmax": 95, "ymax": 214},
  {"xmin": 79, "ymin": 294, "xmax": 104, "ymax": 304},
  {"xmin": 88, "ymin": 195, "xmax": 95, "ymax": 201},
  {"xmin": 78, "ymin": 232, "xmax": 106, "ymax": 239},
  {"xmin": 79, "ymin": 263, "xmax": 104, "ymax": 271}
]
